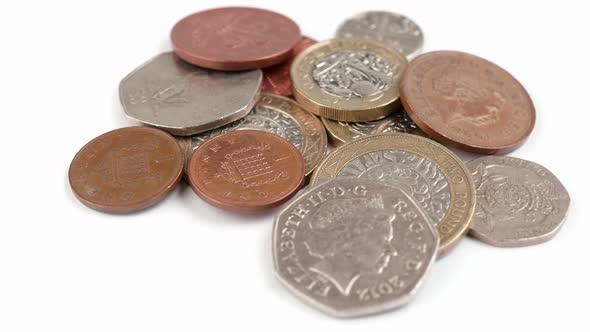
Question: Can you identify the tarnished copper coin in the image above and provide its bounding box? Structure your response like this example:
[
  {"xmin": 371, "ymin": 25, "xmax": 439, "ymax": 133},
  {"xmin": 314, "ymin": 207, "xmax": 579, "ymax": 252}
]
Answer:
[
  {"xmin": 188, "ymin": 130, "xmax": 305, "ymax": 212},
  {"xmin": 69, "ymin": 127, "xmax": 183, "ymax": 213},
  {"xmin": 261, "ymin": 37, "xmax": 316, "ymax": 96},
  {"xmin": 400, "ymin": 51, "xmax": 536, "ymax": 154},
  {"xmin": 171, "ymin": 7, "xmax": 301, "ymax": 71}
]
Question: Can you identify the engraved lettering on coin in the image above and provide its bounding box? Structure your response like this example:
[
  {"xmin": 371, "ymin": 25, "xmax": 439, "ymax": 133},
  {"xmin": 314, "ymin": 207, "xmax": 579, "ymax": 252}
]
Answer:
[
  {"xmin": 467, "ymin": 156, "xmax": 570, "ymax": 247},
  {"xmin": 312, "ymin": 50, "xmax": 395, "ymax": 99},
  {"xmin": 338, "ymin": 150, "xmax": 450, "ymax": 226}
]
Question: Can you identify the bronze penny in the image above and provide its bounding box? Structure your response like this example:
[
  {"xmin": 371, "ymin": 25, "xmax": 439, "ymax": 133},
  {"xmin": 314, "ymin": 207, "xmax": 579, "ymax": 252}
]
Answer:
[
  {"xmin": 69, "ymin": 127, "xmax": 183, "ymax": 213},
  {"xmin": 188, "ymin": 130, "xmax": 305, "ymax": 212},
  {"xmin": 400, "ymin": 51, "xmax": 536, "ymax": 154},
  {"xmin": 171, "ymin": 7, "xmax": 301, "ymax": 71},
  {"xmin": 261, "ymin": 37, "xmax": 317, "ymax": 96}
]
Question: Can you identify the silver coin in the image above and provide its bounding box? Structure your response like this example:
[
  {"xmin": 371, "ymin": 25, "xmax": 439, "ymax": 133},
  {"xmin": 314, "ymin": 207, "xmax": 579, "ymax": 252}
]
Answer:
[
  {"xmin": 336, "ymin": 11, "xmax": 424, "ymax": 59},
  {"xmin": 273, "ymin": 177, "xmax": 438, "ymax": 317},
  {"xmin": 119, "ymin": 52, "xmax": 262, "ymax": 136},
  {"xmin": 466, "ymin": 156, "xmax": 570, "ymax": 247}
]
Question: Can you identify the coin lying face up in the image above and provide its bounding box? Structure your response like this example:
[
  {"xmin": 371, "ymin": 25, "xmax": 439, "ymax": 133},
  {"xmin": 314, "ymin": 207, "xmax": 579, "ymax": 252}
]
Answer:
[
  {"xmin": 119, "ymin": 52, "xmax": 262, "ymax": 136},
  {"xmin": 171, "ymin": 7, "xmax": 301, "ymax": 71},
  {"xmin": 181, "ymin": 94, "xmax": 327, "ymax": 176},
  {"xmin": 291, "ymin": 38, "xmax": 408, "ymax": 122},
  {"xmin": 311, "ymin": 133, "xmax": 476, "ymax": 257},
  {"xmin": 466, "ymin": 156, "xmax": 570, "ymax": 247},
  {"xmin": 188, "ymin": 130, "xmax": 305, "ymax": 212},
  {"xmin": 273, "ymin": 177, "xmax": 439, "ymax": 317},
  {"xmin": 336, "ymin": 11, "xmax": 424, "ymax": 59},
  {"xmin": 400, "ymin": 51, "xmax": 536, "ymax": 154},
  {"xmin": 69, "ymin": 127, "xmax": 183, "ymax": 213}
]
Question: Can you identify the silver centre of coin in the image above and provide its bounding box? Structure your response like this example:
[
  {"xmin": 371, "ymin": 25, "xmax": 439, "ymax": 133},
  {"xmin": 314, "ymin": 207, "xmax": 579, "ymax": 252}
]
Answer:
[
  {"xmin": 337, "ymin": 150, "xmax": 450, "ymax": 226},
  {"xmin": 466, "ymin": 156, "xmax": 570, "ymax": 247},
  {"xmin": 346, "ymin": 110, "xmax": 421, "ymax": 135},
  {"xmin": 119, "ymin": 52, "xmax": 262, "ymax": 136},
  {"xmin": 273, "ymin": 177, "xmax": 438, "ymax": 317},
  {"xmin": 336, "ymin": 11, "xmax": 424, "ymax": 58},
  {"xmin": 190, "ymin": 104, "xmax": 305, "ymax": 151},
  {"xmin": 312, "ymin": 50, "xmax": 394, "ymax": 99}
]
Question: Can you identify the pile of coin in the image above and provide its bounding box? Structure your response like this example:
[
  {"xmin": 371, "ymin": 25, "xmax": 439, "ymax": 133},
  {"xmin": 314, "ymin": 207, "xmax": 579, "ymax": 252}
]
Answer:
[{"xmin": 68, "ymin": 7, "xmax": 571, "ymax": 318}]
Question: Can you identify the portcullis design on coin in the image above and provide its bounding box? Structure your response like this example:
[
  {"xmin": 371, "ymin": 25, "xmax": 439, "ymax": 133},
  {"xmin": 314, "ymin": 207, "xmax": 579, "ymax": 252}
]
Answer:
[
  {"xmin": 273, "ymin": 177, "xmax": 439, "ymax": 317},
  {"xmin": 69, "ymin": 127, "xmax": 183, "ymax": 213},
  {"xmin": 466, "ymin": 156, "xmax": 570, "ymax": 247},
  {"xmin": 188, "ymin": 130, "xmax": 305, "ymax": 212},
  {"xmin": 336, "ymin": 11, "xmax": 424, "ymax": 59}
]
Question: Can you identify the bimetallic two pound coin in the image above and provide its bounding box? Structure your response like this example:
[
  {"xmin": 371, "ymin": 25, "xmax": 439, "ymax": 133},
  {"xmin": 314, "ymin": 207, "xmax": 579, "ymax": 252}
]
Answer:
[
  {"xmin": 310, "ymin": 133, "xmax": 475, "ymax": 257},
  {"xmin": 69, "ymin": 127, "xmax": 183, "ymax": 213},
  {"xmin": 400, "ymin": 51, "xmax": 536, "ymax": 154},
  {"xmin": 180, "ymin": 94, "xmax": 327, "ymax": 176},
  {"xmin": 273, "ymin": 177, "xmax": 438, "ymax": 317},
  {"xmin": 291, "ymin": 38, "xmax": 408, "ymax": 122},
  {"xmin": 466, "ymin": 156, "xmax": 570, "ymax": 247},
  {"xmin": 321, "ymin": 108, "xmax": 426, "ymax": 146},
  {"xmin": 188, "ymin": 130, "xmax": 305, "ymax": 212}
]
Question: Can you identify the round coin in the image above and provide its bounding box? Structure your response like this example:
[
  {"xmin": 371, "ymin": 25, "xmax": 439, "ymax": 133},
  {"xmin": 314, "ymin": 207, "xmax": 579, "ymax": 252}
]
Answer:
[
  {"xmin": 69, "ymin": 127, "xmax": 183, "ymax": 213},
  {"xmin": 273, "ymin": 177, "xmax": 439, "ymax": 317},
  {"xmin": 291, "ymin": 38, "xmax": 408, "ymax": 122},
  {"xmin": 182, "ymin": 94, "xmax": 327, "ymax": 176},
  {"xmin": 400, "ymin": 51, "xmax": 536, "ymax": 154},
  {"xmin": 171, "ymin": 7, "xmax": 301, "ymax": 71},
  {"xmin": 336, "ymin": 11, "xmax": 424, "ymax": 59},
  {"xmin": 188, "ymin": 130, "xmax": 305, "ymax": 212},
  {"xmin": 261, "ymin": 37, "xmax": 317, "ymax": 96},
  {"xmin": 321, "ymin": 108, "xmax": 426, "ymax": 146},
  {"xmin": 466, "ymin": 156, "xmax": 570, "ymax": 247},
  {"xmin": 310, "ymin": 133, "xmax": 475, "ymax": 256},
  {"xmin": 119, "ymin": 52, "xmax": 261, "ymax": 136}
]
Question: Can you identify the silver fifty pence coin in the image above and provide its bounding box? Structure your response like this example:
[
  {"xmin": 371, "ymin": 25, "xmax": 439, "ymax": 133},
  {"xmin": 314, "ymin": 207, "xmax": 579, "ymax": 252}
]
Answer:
[
  {"xmin": 335, "ymin": 11, "xmax": 424, "ymax": 59},
  {"xmin": 119, "ymin": 52, "xmax": 262, "ymax": 136},
  {"xmin": 466, "ymin": 156, "xmax": 570, "ymax": 247},
  {"xmin": 273, "ymin": 177, "xmax": 438, "ymax": 317}
]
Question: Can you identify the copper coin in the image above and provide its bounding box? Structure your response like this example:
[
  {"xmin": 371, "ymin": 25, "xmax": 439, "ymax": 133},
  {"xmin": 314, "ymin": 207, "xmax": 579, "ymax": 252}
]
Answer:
[
  {"xmin": 260, "ymin": 37, "xmax": 316, "ymax": 96},
  {"xmin": 188, "ymin": 130, "xmax": 305, "ymax": 212},
  {"xmin": 400, "ymin": 51, "xmax": 536, "ymax": 154},
  {"xmin": 171, "ymin": 7, "xmax": 301, "ymax": 71},
  {"xmin": 69, "ymin": 127, "xmax": 183, "ymax": 213}
]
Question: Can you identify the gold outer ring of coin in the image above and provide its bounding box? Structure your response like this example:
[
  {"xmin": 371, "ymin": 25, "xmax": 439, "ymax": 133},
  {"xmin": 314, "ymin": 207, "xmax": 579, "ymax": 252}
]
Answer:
[
  {"xmin": 291, "ymin": 38, "xmax": 408, "ymax": 122},
  {"xmin": 310, "ymin": 133, "xmax": 476, "ymax": 257},
  {"xmin": 176, "ymin": 94, "xmax": 327, "ymax": 177},
  {"xmin": 320, "ymin": 111, "xmax": 427, "ymax": 146}
]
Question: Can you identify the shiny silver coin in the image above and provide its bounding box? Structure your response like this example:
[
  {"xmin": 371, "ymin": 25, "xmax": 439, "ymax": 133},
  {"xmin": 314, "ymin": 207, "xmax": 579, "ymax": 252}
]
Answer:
[
  {"xmin": 466, "ymin": 156, "xmax": 570, "ymax": 247},
  {"xmin": 273, "ymin": 177, "xmax": 438, "ymax": 317},
  {"xmin": 335, "ymin": 11, "xmax": 423, "ymax": 59},
  {"xmin": 119, "ymin": 52, "xmax": 262, "ymax": 136}
]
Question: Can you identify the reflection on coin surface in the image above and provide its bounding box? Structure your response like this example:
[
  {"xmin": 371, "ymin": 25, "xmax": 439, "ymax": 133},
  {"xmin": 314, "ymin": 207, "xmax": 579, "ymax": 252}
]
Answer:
[
  {"xmin": 69, "ymin": 127, "xmax": 183, "ymax": 213},
  {"xmin": 321, "ymin": 108, "xmax": 426, "ymax": 145},
  {"xmin": 183, "ymin": 94, "xmax": 327, "ymax": 176},
  {"xmin": 171, "ymin": 7, "xmax": 301, "ymax": 71},
  {"xmin": 273, "ymin": 177, "xmax": 438, "ymax": 317},
  {"xmin": 310, "ymin": 133, "xmax": 475, "ymax": 256},
  {"xmin": 400, "ymin": 51, "xmax": 536, "ymax": 154},
  {"xmin": 188, "ymin": 130, "xmax": 305, "ymax": 212},
  {"xmin": 336, "ymin": 11, "xmax": 423, "ymax": 59},
  {"xmin": 291, "ymin": 38, "xmax": 407, "ymax": 122},
  {"xmin": 119, "ymin": 52, "xmax": 261, "ymax": 136},
  {"xmin": 261, "ymin": 37, "xmax": 317, "ymax": 96},
  {"xmin": 466, "ymin": 156, "xmax": 570, "ymax": 247}
]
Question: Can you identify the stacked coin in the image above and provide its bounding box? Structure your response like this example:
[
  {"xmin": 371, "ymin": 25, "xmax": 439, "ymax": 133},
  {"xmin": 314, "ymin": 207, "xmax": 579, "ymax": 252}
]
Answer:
[{"xmin": 68, "ymin": 7, "xmax": 570, "ymax": 319}]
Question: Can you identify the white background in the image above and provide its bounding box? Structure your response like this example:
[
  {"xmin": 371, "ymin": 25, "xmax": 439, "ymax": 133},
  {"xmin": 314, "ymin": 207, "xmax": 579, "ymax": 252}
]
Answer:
[{"xmin": 1, "ymin": 0, "xmax": 588, "ymax": 331}]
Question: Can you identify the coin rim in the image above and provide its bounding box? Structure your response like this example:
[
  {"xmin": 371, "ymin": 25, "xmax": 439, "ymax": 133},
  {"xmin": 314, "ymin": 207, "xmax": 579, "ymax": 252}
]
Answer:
[{"xmin": 309, "ymin": 133, "xmax": 476, "ymax": 256}]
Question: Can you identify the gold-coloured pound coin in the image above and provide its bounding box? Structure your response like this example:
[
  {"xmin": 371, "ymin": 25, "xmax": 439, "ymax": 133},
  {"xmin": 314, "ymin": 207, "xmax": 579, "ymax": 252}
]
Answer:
[
  {"xmin": 310, "ymin": 133, "xmax": 475, "ymax": 257},
  {"xmin": 321, "ymin": 108, "xmax": 426, "ymax": 146},
  {"xmin": 291, "ymin": 38, "xmax": 407, "ymax": 122},
  {"xmin": 179, "ymin": 93, "xmax": 327, "ymax": 177}
]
